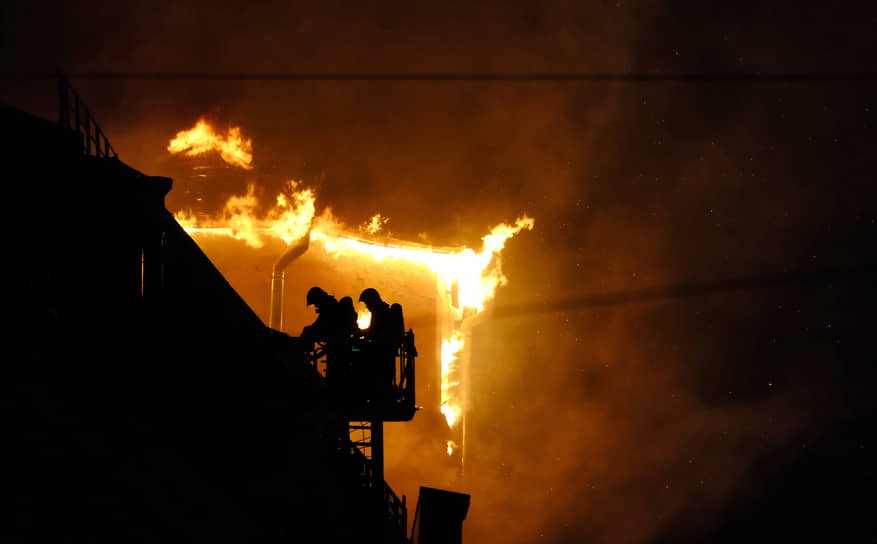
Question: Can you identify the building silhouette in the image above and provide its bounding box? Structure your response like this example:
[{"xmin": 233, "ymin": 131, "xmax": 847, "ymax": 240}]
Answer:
[{"xmin": 7, "ymin": 79, "xmax": 468, "ymax": 543}]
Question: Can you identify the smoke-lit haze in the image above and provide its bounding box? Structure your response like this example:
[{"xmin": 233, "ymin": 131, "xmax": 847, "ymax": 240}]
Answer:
[{"xmin": 3, "ymin": 2, "xmax": 875, "ymax": 542}]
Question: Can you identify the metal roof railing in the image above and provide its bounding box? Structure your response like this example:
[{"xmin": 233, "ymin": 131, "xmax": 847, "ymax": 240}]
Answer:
[{"xmin": 57, "ymin": 74, "xmax": 117, "ymax": 159}]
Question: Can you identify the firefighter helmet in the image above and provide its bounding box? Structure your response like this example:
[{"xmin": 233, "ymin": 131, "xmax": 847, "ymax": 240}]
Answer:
[
  {"xmin": 358, "ymin": 287, "xmax": 382, "ymax": 307},
  {"xmin": 307, "ymin": 286, "xmax": 328, "ymax": 306}
]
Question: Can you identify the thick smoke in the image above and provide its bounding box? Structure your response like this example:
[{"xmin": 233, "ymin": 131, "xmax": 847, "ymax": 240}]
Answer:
[{"xmin": 2, "ymin": 2, "xmax": 875, "ymax": 542}]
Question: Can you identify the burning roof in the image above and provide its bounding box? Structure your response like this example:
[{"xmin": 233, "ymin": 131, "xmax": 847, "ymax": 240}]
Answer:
[{"xmin": 168, "ymin": 117, "xmax": 534, "ymax": 457}]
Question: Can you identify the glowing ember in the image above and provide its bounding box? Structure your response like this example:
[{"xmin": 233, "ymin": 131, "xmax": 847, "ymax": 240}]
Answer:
[{"xmin": 168, "ymin": 118, "xmax": 254, "ymax": 169}]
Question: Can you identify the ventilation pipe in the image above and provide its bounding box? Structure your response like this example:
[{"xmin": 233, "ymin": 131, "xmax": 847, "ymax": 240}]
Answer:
[{"xmin": 269, "ymin": 230, "xmax": 311, "ymax": 331}]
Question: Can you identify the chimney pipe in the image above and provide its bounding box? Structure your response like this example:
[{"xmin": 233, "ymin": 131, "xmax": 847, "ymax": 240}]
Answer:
[{"xmin": 269, "ymin": 231, "xmax": 311, "ymax": 331}]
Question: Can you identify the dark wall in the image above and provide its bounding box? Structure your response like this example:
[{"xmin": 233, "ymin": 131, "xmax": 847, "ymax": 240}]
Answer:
[{"xmin": 6, "ymin": 104, "xmax": 380, "ymax": 542}]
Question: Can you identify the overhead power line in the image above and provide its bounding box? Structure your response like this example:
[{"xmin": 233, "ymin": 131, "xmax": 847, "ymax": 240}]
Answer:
[
  {"xmin": 3, "ymin": 71, "xmax": 877, "ymax": 82},
  {"xmin": 490, "ymin": 263, "xmax": 871, "ymax": 319}
]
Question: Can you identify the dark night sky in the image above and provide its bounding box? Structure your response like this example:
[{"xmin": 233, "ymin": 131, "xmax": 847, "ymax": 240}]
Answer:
[{"xmin": 3, "ymin": 2, "xmax": 876, "ymax": 543}]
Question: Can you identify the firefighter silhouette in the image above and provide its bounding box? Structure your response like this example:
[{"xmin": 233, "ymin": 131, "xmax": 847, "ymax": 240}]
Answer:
[
  {"xmin": 301, "ymin": 286, "xmax": 340, "ymax": 344},
  {"xmin": 338, "ymin": 296, "xmax": 359, "ymax": 340},
  {"xmin": 358, "ymin": 288, "xmax": 405, "ymax": 402}
]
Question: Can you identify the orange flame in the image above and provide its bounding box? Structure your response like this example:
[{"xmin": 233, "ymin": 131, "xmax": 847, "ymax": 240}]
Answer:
[
  {"xmin": 168, "ymin": 118, "xmax": 254, "ymax": 169},
  {"xmin": 168, "ymin": 122, "xmax": 534, "ymax": 447},
  {"xmin": 360, "ymin": 213, "xmax": 389, "ymax": 235},
  {"xmin": 441, "ymin": 331, "xmax": 466, "ymax": 428},
  {"xmin": 357, "ymin": 308, "xmax": 372, "ymax": 330},
  {"xmin": 314, "ymin": 216, "xmax": 534, "ymax": 314},
  {"xmin": 174, "ymin": 181, "xmax": 315, "ymax": 248},
  {"xmin": 179, "ymin": 185, "xmax": 532, "ymax": 434},
  {"xmin": 310, "ymin": 217, "xmax": 533, "ymax": 435}
]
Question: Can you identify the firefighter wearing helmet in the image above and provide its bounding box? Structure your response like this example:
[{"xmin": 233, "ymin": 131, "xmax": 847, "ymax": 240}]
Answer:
[
  {"xmin": 358, "ymin": 288, "xmax": 405, "ymax": 399},
  {"xmin": 301, "ymin": 286, "xmax": 340, "ymax": 343}
]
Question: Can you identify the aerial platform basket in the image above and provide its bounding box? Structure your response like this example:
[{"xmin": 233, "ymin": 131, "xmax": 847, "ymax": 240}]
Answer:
[{"xmin": 306, "ymin": 330, "xmax": 417, "ymax": 422}]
